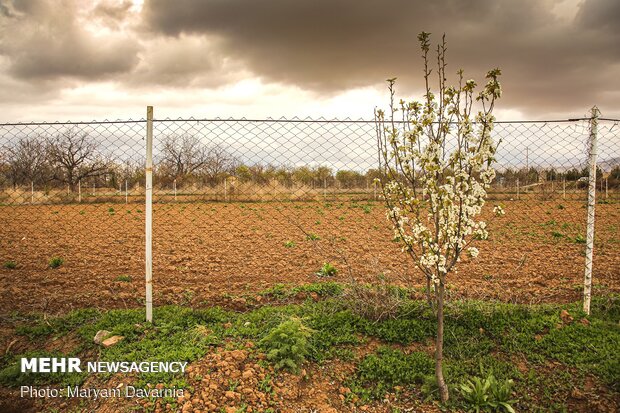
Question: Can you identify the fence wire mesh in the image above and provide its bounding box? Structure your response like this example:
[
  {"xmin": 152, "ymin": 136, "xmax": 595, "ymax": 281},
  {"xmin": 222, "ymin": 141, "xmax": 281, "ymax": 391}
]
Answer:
[{"xmin": 0, "ymin": 117, "xmax": 618, "ymax": 314}]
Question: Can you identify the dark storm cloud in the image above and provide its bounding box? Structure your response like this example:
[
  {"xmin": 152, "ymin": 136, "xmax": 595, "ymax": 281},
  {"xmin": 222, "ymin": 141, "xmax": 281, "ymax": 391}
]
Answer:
[
  {"xmin": 142, "ymin": 0, "xmax": 620, "ymax": 115},
  {"xmin": 0, "ymin": 0, "xmax": 140, "ymax": 81}
]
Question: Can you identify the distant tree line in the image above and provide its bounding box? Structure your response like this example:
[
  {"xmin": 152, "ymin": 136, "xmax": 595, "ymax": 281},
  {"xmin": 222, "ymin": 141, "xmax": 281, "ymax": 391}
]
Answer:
[{"xmin": 1, "ymin": 130, "xmax": 618, "ymax": 192}]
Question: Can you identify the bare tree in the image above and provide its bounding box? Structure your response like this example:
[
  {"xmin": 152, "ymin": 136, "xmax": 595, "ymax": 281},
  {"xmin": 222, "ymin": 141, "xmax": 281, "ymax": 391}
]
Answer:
[
  {"xmin": 47, "ymin": 129, "xmax": 109, "ymax": 191},
  {"xmin": 203, "ymin": 144, "xmax": 237, "ymax": 184},
  {"xmin": 3, "ymin": 137, "xmax": 49, "ymax": 188},
  {"xmin": 160, "ymin": 134, "xmax": 209, "ymax": 181}
]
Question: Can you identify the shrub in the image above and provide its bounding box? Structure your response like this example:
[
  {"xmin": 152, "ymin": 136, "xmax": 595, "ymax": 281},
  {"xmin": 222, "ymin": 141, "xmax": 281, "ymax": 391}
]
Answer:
[
  {"xmin": 259, "ymin": 316, "xmax": 314, "ymax": 372},
  {"xmin": 48, "ymin": 257, "xmax": 64, "ymax": 269}
]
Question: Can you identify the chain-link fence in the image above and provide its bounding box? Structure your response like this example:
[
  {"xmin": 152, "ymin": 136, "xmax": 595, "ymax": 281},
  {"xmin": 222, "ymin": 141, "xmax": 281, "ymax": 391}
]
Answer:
[{"xmin": 0, "ymin": 114, "xmax": 618, "ymax": 314}]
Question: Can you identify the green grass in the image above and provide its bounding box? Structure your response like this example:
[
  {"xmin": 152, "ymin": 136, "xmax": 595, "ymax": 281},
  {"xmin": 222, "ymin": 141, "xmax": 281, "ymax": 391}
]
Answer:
[
  {"xmin": 2, "ymin": 261, "xmax": 16, "ymax": 269},
  {"xmin": 2, "ymin": 285, "xmax": 618, "ymax": 412}
]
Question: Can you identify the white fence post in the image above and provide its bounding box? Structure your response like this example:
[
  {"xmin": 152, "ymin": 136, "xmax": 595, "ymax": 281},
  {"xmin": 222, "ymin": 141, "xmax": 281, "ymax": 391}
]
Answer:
[
  {"xmin": 562, "ymin": 177, "xmax": 566, "ymax": 200},
  {"xmin": 125, "ymin": 180, "xmax": 128, "ymax": 204},
  {"xmin": 583, "ymin": 106, "xmax": 599, "ymax": 315},
  {"xmin": 174, "ymin": 179, "xmax": 177, "ymax": 201},
  {"xmin": 145, "ymin": 106, "xmax": 154, "ymax": 323},
  {"xmin": 31, "ymin": 181, "xmax": 34, "ymax": 204}
]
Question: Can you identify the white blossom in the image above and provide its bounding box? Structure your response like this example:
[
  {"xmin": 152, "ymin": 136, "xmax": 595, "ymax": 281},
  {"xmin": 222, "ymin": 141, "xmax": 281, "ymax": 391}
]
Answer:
[{"xmin": 467, "ymin": 247, "xmax": 480, "ymax": 259}]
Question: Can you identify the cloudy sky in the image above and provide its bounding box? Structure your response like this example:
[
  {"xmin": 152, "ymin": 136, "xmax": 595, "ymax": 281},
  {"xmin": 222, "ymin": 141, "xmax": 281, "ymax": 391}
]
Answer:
[{"xmin": 0, "ymin": 0, "xmax": 618, "ymax": 122}]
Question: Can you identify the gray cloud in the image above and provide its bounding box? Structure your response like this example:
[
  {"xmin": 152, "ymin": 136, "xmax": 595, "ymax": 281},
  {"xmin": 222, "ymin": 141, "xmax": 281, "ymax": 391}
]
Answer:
[
  {"xmin": 126, "ymin": 34, "xmax": 246, "ymax": 88},
  {"xmin": 0, "ymin": 0, "xmax": 140, "ymax": 81},
  {"xmin": 141, "ymin": 0, "xmax": 620, "ymax": 116}
]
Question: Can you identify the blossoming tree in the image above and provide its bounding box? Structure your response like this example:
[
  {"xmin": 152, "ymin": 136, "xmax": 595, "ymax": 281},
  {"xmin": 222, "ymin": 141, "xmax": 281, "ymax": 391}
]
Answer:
[{"xmin": 375, "ymin": 32, "xmax": 503, "ymax": 403}]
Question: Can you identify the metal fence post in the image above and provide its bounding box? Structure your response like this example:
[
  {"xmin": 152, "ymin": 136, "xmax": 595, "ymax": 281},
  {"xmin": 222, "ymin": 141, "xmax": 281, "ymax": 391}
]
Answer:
[
  {"xmin": 583, "ymin": 106, "xmax": 599, "ymax": 315},
  {"xmin": 145, "ymin": 106, "xmax": 154, "ymax": 323}
]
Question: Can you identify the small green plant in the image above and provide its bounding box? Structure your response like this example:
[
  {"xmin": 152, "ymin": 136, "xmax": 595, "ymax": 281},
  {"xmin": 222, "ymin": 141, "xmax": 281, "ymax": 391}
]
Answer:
[
  {"xmin": 574, "ymin": 234, "xmax": 586, "ymax": 244},
  {"xmin": 316, "ymin": 262, "xmax": 337, "ymax": 277},
  {"xmin": 259, "ymin": 316, "xmax": 313, "ymax": 372},
  {"xmin": 459, "ymin": 372, "xmax": 516, "ymax": 413},
  {"xmin": 48, "ymin": 257, "xmax": 64, "ymax": 269},
  {"xmin": 283, "ymin": 241, "xmax": 295, "ymax": 248},
  {"xmin": 3, "ymin": 261, "xmax": 17, "ymax": 269},
  {"xmin": 363, "ymin": 205, "xmax": 372, "ymax": 214},
  {"xmin": 115, "ymin": 275, "xmax": 132, "ymax": 282},
  {"xmin": 551, "ymin": 231, "xmax": 564, "ymax": 239},
  {"xmin": 306, "ymin": 233, "xmax": 320, "ymax": 241}
]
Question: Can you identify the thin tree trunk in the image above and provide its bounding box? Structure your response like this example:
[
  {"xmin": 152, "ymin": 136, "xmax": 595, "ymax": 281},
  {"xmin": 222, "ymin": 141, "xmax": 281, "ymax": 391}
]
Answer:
[
  {"xmin": 426, "ymin": 277, "xmax": 434, "ymax": 309},
  {"xmin": 435, "ymin": 282, "xmax": 449, "ymax": 403}
]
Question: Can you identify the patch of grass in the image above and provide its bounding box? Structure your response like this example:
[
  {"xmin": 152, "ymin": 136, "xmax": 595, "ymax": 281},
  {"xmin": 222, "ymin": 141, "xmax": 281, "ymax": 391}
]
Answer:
[
  {"xmin": 292, "ymin": 282, "xmax": 344, "ymax": 298},
  {"xmin": 48, "ymin": 257, "xmax": 64, "ymax": 269},
  {"xmin": 114, "ymin": 275, "xmax": 132, "ymax": 282},
  {"xmin": 3, "ymin": 261, "xmax": 17, "ymax": 269},
  {"xmin": 15, "ymin": 308, "xmax": 102, "ymax": 340},
  {"xmin": 283, "ymin": 241, "xmax": 295, "ymax": 248},
  {"xmin": 351, "ymin": 347, "xmax": 434, "ymax": 400},
  {"xmin": 306, "ymin": 233, "xmax": 320, "ymax": 241}
]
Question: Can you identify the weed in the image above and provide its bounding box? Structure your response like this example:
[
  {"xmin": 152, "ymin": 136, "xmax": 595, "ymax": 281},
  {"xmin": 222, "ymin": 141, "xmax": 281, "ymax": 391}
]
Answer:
[
  {"xmin": 259, "ymin": 316, "xmax": 313, "ymax": 372},
  {"xmin": 3, "ymin": 261, "xmax": 17, "ymax": 269},
  {"xmin": 48, "ymin": 257, "xmax": 64, "ymax": 269},
  {"xmin": 574, "ymin": 234, "xmax": 586, "ymax": 244},
  {"xmin": 458, "ymin": 372, "xmax": 516, "ymax": 413},
  {"xmin": 316, "ymin": 262, "xmax": 337, "ymax": 277},
  {"xmin": 283, "ymin": 241, "xmax": 295, "ymax": 248},
  {"xmin": 115, "ymin": 275, "xmax": 132, "ymax": 282},
  {"xmin": 306, "ymin": 233, "xmax": 320, "ymax": 241}
]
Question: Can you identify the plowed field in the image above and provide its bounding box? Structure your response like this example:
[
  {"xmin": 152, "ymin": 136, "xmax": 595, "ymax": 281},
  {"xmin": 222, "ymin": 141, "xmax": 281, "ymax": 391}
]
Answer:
[{"xmin": 1, "ymin": 200, "xmax": 618, "ymax": 315}]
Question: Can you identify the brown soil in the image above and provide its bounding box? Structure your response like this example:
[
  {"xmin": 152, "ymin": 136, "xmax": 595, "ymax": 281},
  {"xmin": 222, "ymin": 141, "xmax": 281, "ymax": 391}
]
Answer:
[{"xmin": 0, "ymin": 200, "xmax": 618, "ymax": 316}]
